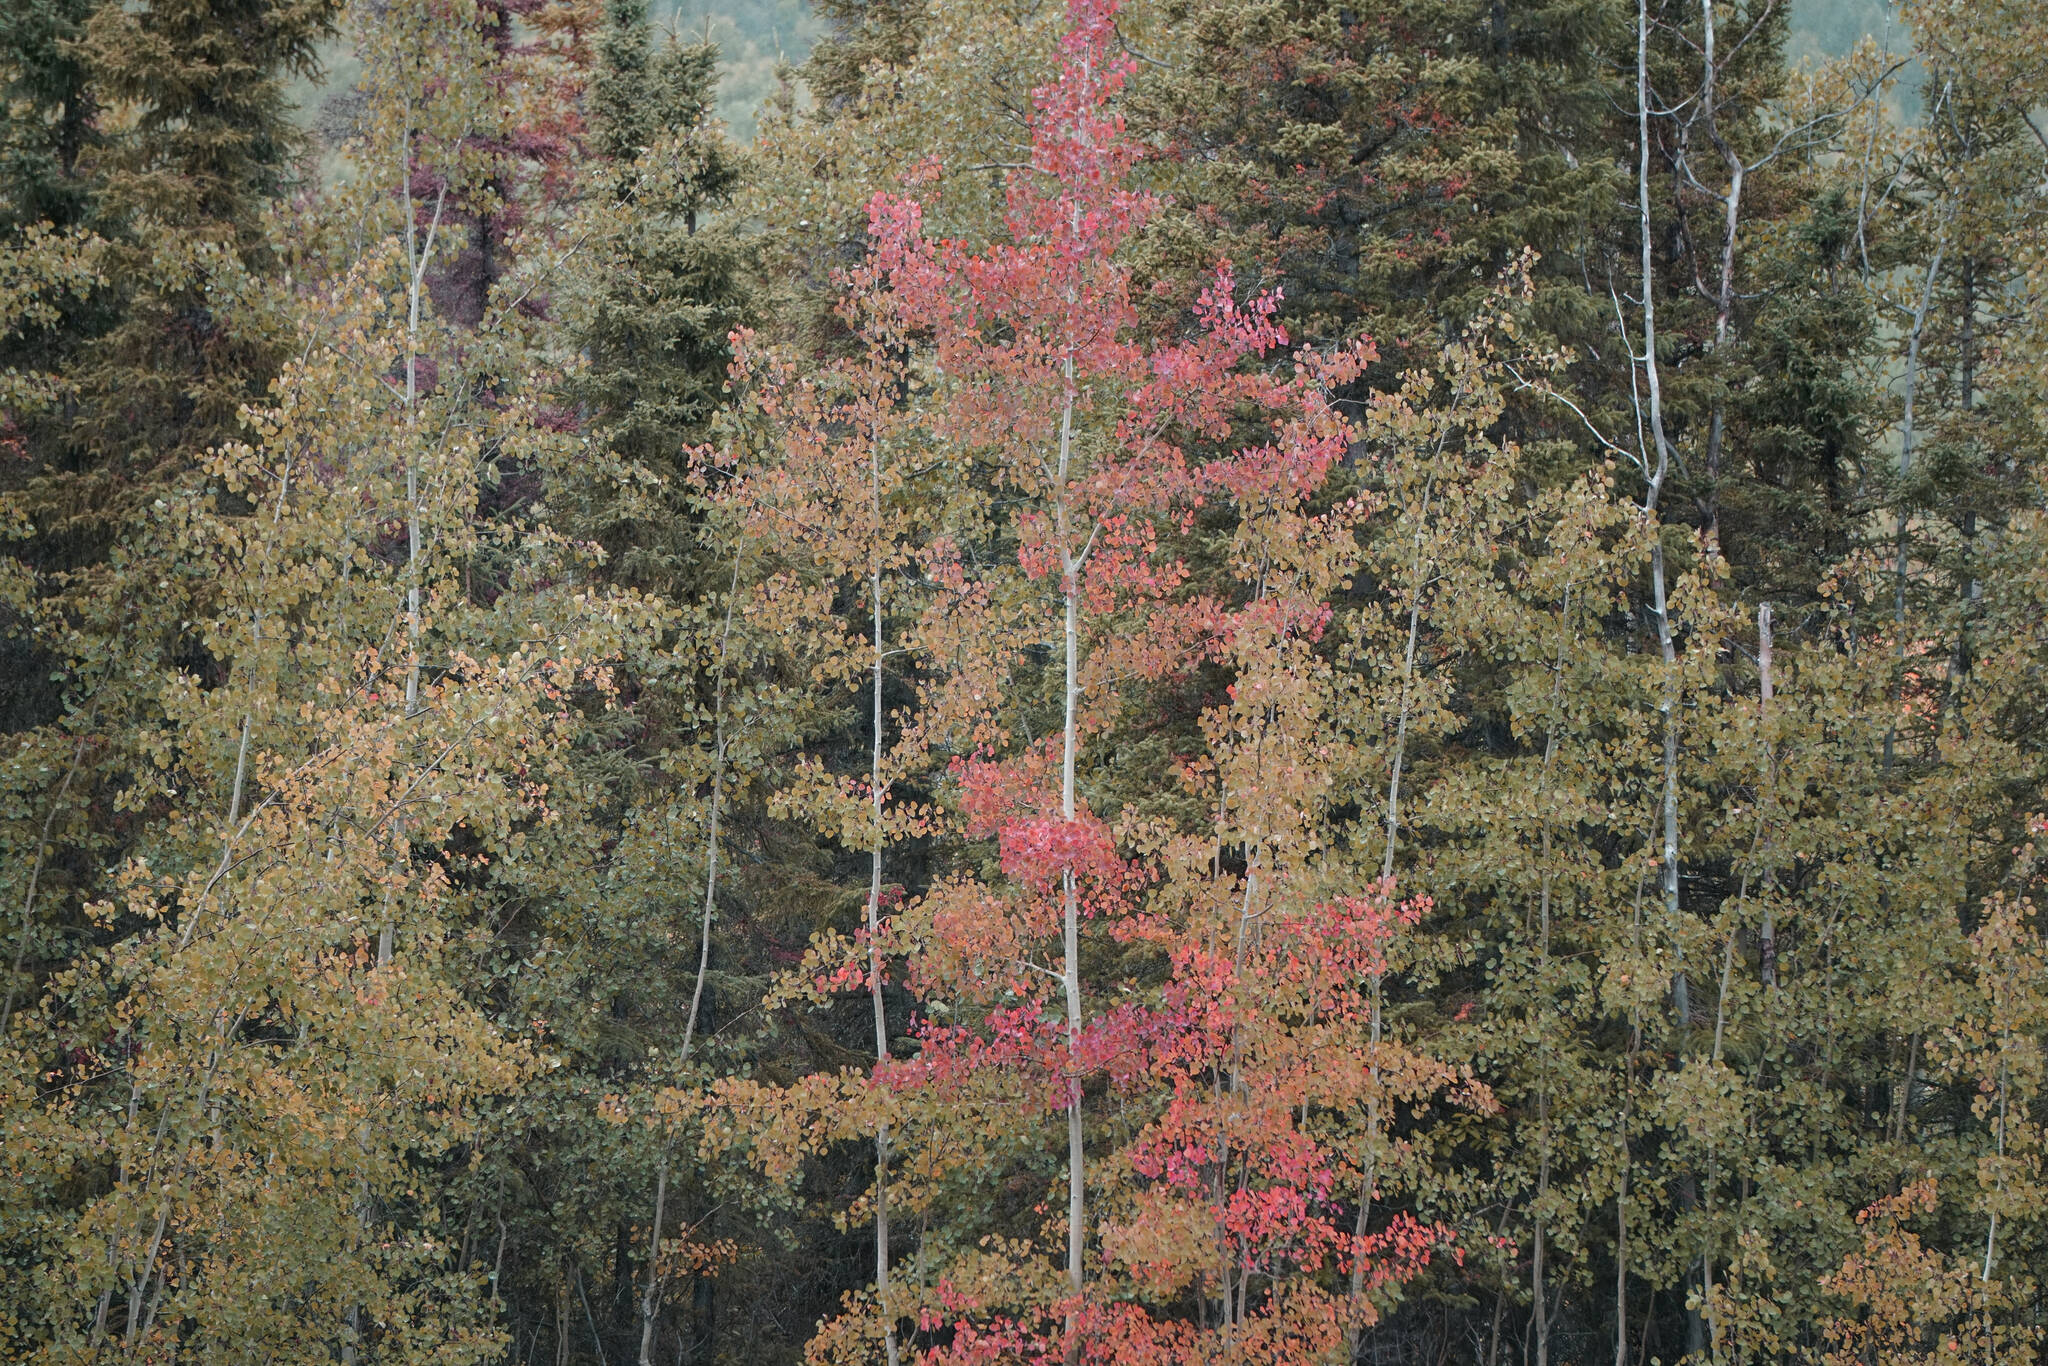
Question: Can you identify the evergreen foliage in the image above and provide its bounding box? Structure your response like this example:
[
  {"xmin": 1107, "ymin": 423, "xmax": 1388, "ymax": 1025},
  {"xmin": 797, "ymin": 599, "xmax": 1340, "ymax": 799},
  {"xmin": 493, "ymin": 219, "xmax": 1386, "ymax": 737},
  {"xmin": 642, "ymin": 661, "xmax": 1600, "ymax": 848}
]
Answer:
[{"xmin": 4, "ymin": 0, "xmax": 2048, "ymax": 1362}]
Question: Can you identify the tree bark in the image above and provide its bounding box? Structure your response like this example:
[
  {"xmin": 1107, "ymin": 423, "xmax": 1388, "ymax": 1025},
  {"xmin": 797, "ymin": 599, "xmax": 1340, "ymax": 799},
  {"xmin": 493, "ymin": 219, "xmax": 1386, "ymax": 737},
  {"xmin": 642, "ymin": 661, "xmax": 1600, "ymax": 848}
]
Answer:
[
  {"xmin": 1055, "ymin": 352, "xmax": 1087, "ymax": 1366},
  {"xmin": 869, "ymin": 439, "xmax": 901, "ymax": 1366},
  {"xmin": 1531, "ymin": 584, "xmax": 1572, "ymax": 1366},
  {"xmin": 682, "ymin": 549, "xmax": 742, "ymax": 1060},
  {"xmin": 1345, "ymin": 465, "xmax": 1437, "ymax": 1362},
  {"xmin": 1884, "ymin": 235, "xmax": 1946, "ymax": 769},
  {"xmin": 637, "ymin": 1156, "xmax": 668, "ymax": 1366},
  {"xmin": 1637, "ymin": 0, "xmax": 1687, "ymax": 1027}
]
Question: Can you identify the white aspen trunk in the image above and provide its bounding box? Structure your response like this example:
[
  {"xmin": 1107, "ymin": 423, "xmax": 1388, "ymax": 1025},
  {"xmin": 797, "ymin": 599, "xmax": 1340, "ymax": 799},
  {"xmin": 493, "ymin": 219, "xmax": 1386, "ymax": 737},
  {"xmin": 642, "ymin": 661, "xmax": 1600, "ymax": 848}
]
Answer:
[
  {"xmin": 638, "ymin": 1154, "xmax": 668, "ymax": 1366},
  {"xmin": 1061, "ymin": 561, "xmax": 1086, "ymax": 1351},
  {"xmin": 1615, "ymin": 845, "xmax": 1655, "ymax": 1366},
  {"xmin": 1698, "ymin": 0, "xmax": 1742, "ymax": 549},
  {"xmin": 643, "ymin": 553, "xmax": 742, "ymax": 1366},
  {"xmin": 493, "ymin": 1187, "xmax": 509, "ymax": 1302},
  {"xmin": 178, "ymin": 455, "xmax": 292, "ymax": 955},
  {"xmin": 869, "ymin": 442, "xmax": 901, "ymax": 1366},
  {"xmin": 1053, "ymin": 351, "xmax": 1087, "ymax": 1365},
  {"xmin": 399, "ymin": 105, "xmax": 446, "ymax": 718},
  {"xmin": 1652, "ymin": 475, "xmax": 1680, "ymax": 1028},
  {"xmin": 1614, "ymin": 1029, "xmax": 1636, "ymax": 1366},
  {"xmin": 1949, "ymin": 261, "xmax": 1979, "ymax": 731},
  {"xmin": 388, "ymin": 114, "xmax": 446, "ymax": 972},
  {"xmin": 1983, "ymin": 1060, "xmax": 2006, "ymax": 1284},
  {"xmin": 634, "ymin": 557, "xmax": 741, "ymax": 1366},
  {"xmin": 1531, "ymin": 585, "xmax": 1572, "ymax": 1366},
  {"xmin": 1884, "ymin": 238, "xmax": 1946, "ymax": 769},
  {"xmin": 1377, "ymin": 472, "xmax": 1433, "ymax": 884},
  {"xmin": 1221, "ymin": 583, "xmax": 1276, "ymax": 1342},
  {"xmin": 681, "ymin": 551, "xmax": 741, "ymax": 1061},
  {"xmin": 1758, "ymin": 604, "xmax": 1777, "ymax": 987},
  {"xmin": 123, "ymin": 1005, "xmax": 245, "ymax": 1358},
  {"xmin": 1894, "ymin": 1032, "xmax": 1918, "ymax": 1144},
  {"xmin": 1533, "ymin": 1089, "xmax": 1551, "ymax": 1366},
  {"xmin": 89, "ymin": 1078, "xmax": 141, "ymax": 1350},
  {"xmin": 1636, "ymin": 0, "xmax": 1686, "ymax": 1026},
  {"xmin": 1346, "ymin": 469, "xmax": 1436, "ymax": 1360}
]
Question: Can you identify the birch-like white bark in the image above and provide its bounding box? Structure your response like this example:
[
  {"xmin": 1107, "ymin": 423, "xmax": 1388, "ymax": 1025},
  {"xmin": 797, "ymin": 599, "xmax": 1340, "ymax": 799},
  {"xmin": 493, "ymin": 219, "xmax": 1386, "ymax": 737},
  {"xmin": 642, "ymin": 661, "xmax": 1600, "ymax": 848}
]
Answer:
[
  {"xmin": 1884, "ymin": 237, "xmax": 1946, "ymax": 769},
  {"xmin": 1636, "ymin": 0, "xmax": 1686, "ymax": 1026},
  {"xmin": 1346, "ymin": 462, "xmax": 1438, "ymax": 1359},
  {"xmin": 869, "ymin": 431, "xmax": 901, "ymax": 1366},
  {"xmin": 1531, "ymin": 584, "xmax": 1572, "ymax": 1366},
  {"xmin": 1054, "ymin": 348, "xmax": 1087, "ymax": 1364},
  {"xmin": 632, "ymin": 551, "xmax": 742, "ymax": 1365},
  {"xmin": 637, "ymin": 1155, "xmax": 668, "ymax": 1366},
  {"xmin": 681, "ymin": 549, "xmax": 741, "ymax": 1059},
  {"xmin": 388, "ymin": 107, "xmax": 447, "ymax": 969}
]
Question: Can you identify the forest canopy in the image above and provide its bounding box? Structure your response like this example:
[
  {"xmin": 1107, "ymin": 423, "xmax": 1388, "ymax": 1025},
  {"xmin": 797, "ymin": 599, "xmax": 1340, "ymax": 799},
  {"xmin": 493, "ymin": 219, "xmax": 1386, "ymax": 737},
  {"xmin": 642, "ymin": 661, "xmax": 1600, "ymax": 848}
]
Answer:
[{"xmin": 3, "ymin": 0, "xmax": 2047, "ymax": 1363}]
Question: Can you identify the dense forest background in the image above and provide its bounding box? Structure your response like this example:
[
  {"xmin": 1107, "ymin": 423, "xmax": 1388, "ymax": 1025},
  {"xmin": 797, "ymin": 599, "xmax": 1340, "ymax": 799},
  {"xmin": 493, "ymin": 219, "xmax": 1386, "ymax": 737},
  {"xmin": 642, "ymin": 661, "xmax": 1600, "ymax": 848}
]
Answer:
[
  {"xmin": 280, "ymin": 0, "xmax": 1904, "ymax": 141},
  {"xmin": 5, "ymin": 0, "xmax": 2048, "ymax": 1363}
]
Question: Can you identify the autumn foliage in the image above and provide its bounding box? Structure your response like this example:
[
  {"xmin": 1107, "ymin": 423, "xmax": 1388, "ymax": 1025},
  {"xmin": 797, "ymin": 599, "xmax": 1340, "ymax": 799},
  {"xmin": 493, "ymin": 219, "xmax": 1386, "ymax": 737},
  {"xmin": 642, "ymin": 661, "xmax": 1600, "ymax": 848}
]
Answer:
[{"xmin": 4, "ymin": 0, "xmax": 2048, "ymax": 1361}]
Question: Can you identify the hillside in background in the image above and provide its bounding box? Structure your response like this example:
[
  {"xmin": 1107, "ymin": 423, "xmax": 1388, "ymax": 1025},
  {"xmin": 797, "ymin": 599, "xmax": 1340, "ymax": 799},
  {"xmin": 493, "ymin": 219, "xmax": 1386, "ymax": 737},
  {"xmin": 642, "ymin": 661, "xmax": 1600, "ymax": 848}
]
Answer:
[
  {"xmin": 287, "ymin": 0, "xmax": 818, "ymax": 148},
  {"xmin": 720, "ymin": 0, "xmax": 1896, "ymax": 137},
  {"xmin": 669, "ymin": 0, "xmax": 820, "ymax": 138},
  {"xmin": 285, "ymin": 0, "xmax": 1901, "ymax": 150},
  {"xmin": 1792, "ymin": 0, "xmax": 1901, "ymax": 57}
]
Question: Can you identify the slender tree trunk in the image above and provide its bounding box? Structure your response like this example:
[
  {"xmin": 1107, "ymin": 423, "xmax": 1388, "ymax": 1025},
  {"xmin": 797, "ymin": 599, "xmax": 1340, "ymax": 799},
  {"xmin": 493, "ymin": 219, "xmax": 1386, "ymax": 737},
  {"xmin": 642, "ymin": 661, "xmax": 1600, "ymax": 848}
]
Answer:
[
  {"xmin": 1637, "ymin": 0, "xmax": 1687, "ymax": 1027},
  {"xmin": 1700, "ymin": 918, "xmax": 1742, "ymax": 1359},
  {"xmin": 1531, "ymin": 585, "xmax": 1571, "ymax": 1366},
  {"xmin": 398, "ymin": 107, "xmax": 446, "ymax": 719},
  {"xmin": 1345, "ymin": 468, "xmax": 1437, "ymax": 1362},
  {"xmin": 122, "ymin": 1005, "xmax": 245, "ymax": 1358},
  {"xmin": 868, "ymin": 443, "xmax": 901, "ymax": 1366},
  {"xmin": 1054, "ymin": 356, "xmax": 1087, "ymax": 1365},
  {"xmin": 1617, "ymin": 844, "xmax": 1654, "ymax": 1366},
  {"xmin": 1534, "ymin": 1090, "xmax": 1551, "ymax": 1366},
  {"xmin": 681, "ymin": 549, "xmax": 742, "ymax": 1060},
  {"xmin": 1894, "ymin": 1032, "xmax": 1918, "ymax": 1144},
  {"xmin": 179, "ymin": 456, "xmax": 293, "ymax": 957},
  {"xmin": 1377, "ymin": 470, "xmax": 1435, "ymax": 884},
  {"xmin": 1614, "ymin": 1062, "xmax": 1632, "ymax": 1366},
  {"xmin": 1884, "ymin": 236, "xmax": 1945, "ymax": 769},
  {"xmin": 1950, "ymin": 261, "xmax": 1979, "ymax": 729},
  {"xmin": 638, "ymin": 1156, "xmax": 668, "ymax": 1366},
  {"xmin": 1758, "ymin": 604, "xmax": 1777, "ymax": 988},
  {"xmin": 641, "ymin": 552, "xmax": 742, "ymax": 1363},
  {"xmin": 1697, "ymin": 0, "xmax": 1744, "ymax": 553},
  {"xmin": 1982, "ymin": 1059, "xmax": 2007, "ymax": 1284},
  {"xmin": 389, "ymin": 112, "xmax": 447, "ymax": 971}
]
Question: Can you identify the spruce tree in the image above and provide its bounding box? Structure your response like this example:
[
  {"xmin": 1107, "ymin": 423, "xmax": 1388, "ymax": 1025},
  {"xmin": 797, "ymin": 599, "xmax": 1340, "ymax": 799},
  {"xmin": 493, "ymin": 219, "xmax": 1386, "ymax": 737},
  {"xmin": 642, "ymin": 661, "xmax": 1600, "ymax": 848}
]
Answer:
[
  {"xmin": 448, "ymin": 8, "xmax": 793, "ymax": 1362},
  {"xmin": 69, "ymin": 0, "xmax": 337, "ymax": 468},
  {"xmin": 804, "ymin": 0, "xmax": 923, "ymax": 111},
  {"xmin": 573, "ymin": 0, "xmax": 750, "ymax": 592},
  {"xmin": 0, "ymin": 0, "xmax": 99, "ymax": 232}
]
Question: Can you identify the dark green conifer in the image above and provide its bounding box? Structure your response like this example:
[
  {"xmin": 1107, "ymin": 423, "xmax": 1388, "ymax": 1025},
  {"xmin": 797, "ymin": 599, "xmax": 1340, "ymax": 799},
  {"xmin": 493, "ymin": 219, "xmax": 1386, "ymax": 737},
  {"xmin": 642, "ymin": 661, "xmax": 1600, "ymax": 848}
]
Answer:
[
  {"xmin": 69, "ymin": 0, "xmax": 338, "ymax": 473},
  {"xmin": 2, "ymin": 0, "xmax": 340, "ymax": 567},
  {"xmin": 802, "ymin": 0, "xmax": 923, "ymax": 111},
  {"xmin": 572, "ymin": 0, "xmax": 750, "ymax": 591},
  {"xmin": 0, "ymin": 0, "xmax": 99, "ymax": 231}
]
